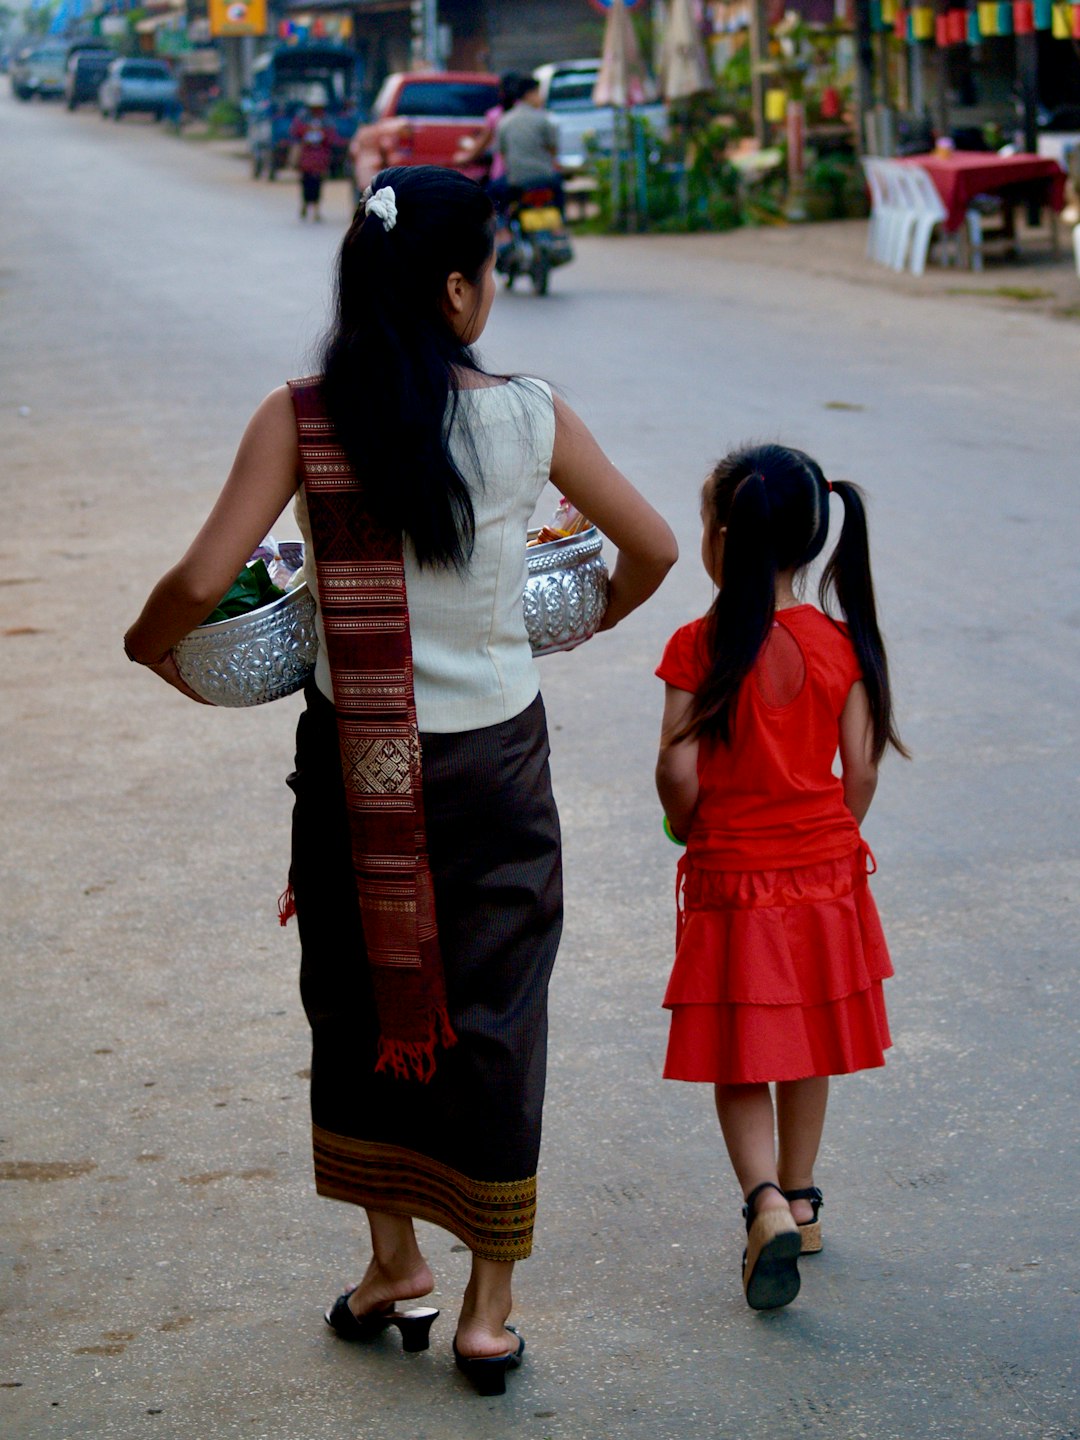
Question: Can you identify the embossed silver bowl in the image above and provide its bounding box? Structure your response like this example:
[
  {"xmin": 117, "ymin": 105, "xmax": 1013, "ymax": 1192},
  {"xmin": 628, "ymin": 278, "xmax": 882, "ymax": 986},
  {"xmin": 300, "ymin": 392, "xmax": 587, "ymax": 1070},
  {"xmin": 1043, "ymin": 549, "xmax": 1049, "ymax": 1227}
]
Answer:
[
  {"xmin": 174, "ymin": 579, "xmax": 318, "ymax": 708},
  {"xmin": 524, "ymin": 526, "xmax": 609, "ymax": 658},
  {"xmin": 173, "ymin": 527, "xmax": 607, "ymax": 706}
]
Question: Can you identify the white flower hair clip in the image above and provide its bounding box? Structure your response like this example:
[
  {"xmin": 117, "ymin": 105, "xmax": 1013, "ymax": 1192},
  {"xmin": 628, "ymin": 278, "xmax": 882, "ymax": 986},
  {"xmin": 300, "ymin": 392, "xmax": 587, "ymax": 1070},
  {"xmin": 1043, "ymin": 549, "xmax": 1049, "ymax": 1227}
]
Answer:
[{"xmin": 362, "ymin": 184, "xmax": 398, "ymax": 231}]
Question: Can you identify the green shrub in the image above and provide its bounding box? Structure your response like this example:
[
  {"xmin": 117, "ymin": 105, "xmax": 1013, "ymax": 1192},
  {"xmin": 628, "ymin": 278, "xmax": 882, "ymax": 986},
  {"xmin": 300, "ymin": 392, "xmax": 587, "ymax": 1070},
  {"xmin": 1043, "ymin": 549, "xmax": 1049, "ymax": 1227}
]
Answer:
[
  {"xmin": 206, "ymin": 99, "xmax": 245, "ymax": 138},
  {"xmin": 804, "ymin": 154, "xmax": 868, "ymax": 219},
  {"xmin": 586, "ymin": 115, "xmax": 745, "ymax": 234}
]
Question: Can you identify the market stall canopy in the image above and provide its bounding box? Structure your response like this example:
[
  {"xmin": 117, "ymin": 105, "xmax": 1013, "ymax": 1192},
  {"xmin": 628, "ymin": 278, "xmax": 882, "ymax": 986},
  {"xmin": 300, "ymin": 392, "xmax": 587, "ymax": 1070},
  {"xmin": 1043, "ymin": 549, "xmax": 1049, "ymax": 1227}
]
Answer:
[
  {"xmin": 660, "ymin": 0, "xmax": 713, "ymax": 102},
  {"xmin": 593, "ymin": 0, "xmax": 656, "ymax": 107}
]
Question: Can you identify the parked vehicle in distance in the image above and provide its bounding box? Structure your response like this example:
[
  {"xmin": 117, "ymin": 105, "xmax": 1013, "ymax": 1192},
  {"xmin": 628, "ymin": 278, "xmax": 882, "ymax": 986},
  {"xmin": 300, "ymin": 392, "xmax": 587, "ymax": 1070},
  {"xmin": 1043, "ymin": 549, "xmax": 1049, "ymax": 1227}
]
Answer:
[
  {"xmin": 533, "ymin": 58, "xmax": 667, "ymax": 172},
  {"xmin": 10, "ymin": 42, "xmax": 68, "ymax": 101},
  {"xmin": 98, "ymin": 57, "xmax": 179, "ymax": 121},
  {"xmin": 349, "ymin": 71, "xmax": 499, "ymax": 193},
  {"xmin": 247, "ymin": 44, "xmax": 362, "ymax": 180},
  {"xmin": 64, "ymin": 48, "xmax": 114, "ymax": 110}
]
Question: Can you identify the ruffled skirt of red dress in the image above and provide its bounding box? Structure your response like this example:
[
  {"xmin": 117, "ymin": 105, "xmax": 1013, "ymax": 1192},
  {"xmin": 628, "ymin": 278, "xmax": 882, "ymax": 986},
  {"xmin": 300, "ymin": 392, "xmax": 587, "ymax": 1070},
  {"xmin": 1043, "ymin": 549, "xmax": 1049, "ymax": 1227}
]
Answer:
[{"xmin": 663, "ymin": 844, "xmax": 893, "ymax": 1084}]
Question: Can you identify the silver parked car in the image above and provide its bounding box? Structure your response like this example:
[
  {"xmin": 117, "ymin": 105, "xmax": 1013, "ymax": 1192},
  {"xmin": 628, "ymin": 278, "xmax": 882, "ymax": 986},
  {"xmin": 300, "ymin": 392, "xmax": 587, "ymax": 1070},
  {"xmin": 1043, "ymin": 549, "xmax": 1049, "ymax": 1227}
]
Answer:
[
  {"xmin": 10, "ymin": 42, "xmax": 68, "ymax": 101},
  {"xmin": 533, "ymin": 58, "xmax": 668, "ymax": 172},
  {"xmin": 98, "ymin": 57, "xmax": 178, "ymax": 121}
]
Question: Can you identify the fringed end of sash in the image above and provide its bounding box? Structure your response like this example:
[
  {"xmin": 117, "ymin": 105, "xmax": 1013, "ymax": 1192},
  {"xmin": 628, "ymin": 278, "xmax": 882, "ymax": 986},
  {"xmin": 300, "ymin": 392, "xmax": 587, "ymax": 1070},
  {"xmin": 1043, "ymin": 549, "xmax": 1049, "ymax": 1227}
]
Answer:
[
  {"xmin": 277, "ymin": 884, "xmax": 297, "ymax": 927},
  {"xmin": 374, "ymin": 1008, "xmax": 457, "ymax": 1084}
]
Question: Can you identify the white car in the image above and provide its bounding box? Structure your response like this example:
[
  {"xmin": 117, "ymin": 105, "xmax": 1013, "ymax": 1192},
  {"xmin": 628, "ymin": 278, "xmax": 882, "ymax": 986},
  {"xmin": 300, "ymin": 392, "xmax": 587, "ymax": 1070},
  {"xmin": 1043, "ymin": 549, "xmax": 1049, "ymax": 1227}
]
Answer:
[
  {"xmin": 533, "ymin": 58, "xmax": 667, "ymax": 172},
  {"xmin": 98, "ymin": 57, "xmax": 179, "ymax": 121},
  {"xmin": 10, "ymin": 43, "xmax": 68, "ymax": 101}
]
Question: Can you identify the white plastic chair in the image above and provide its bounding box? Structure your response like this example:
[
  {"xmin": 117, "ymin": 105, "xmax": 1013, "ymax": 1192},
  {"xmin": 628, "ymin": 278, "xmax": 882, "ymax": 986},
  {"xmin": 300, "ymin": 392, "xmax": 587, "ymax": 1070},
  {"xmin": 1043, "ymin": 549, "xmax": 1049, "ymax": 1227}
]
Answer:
[
  {"xmin": 901, "ymin": 164, "xmax": 948, "ymax": 274},
  {"xmin": 861, "ymin": 156, "xmax": 887, "ymax": 261},
  {"xmin": 862, "ymin": 156, "xmax": 905, "ymax": 265},
  {"xmin": 883, "ymin": 162, "xmax": 921, "ymax": 270},
  {"xmin": 886, "ymin": 159, "xmax": 985, "ymax": 272}
]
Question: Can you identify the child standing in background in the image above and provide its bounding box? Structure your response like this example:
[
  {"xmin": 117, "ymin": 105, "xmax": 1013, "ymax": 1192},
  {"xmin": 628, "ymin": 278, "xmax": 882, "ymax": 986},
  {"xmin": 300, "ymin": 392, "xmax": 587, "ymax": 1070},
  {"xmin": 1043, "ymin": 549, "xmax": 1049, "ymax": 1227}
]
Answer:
[
  {"xmin": 290, "ymin": 92, "xmax": 341, "ymax": 223},
  {"xmin": 655, "ymin": 444, "xmax": 907, "ymax": 1312}
]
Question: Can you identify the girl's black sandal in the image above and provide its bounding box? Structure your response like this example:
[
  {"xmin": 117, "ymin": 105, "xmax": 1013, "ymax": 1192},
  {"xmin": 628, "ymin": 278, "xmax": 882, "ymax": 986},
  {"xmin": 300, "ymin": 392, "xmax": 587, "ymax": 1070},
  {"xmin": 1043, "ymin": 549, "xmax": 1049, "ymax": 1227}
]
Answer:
[
  {"xmin": 324, "ymin": 1292, "xmax": 440, "ymax": 1351},
  {"xmin": 453, "ymin": 1325, "xmax": 525, "ymax": 1396},
  {"xmin": 741, "ymin": 1181, "xmax": 802, "ymax": 1311},
  {"xmin": 782, "ymin": 1186, "xmax": 824, "ymax": 1255}
]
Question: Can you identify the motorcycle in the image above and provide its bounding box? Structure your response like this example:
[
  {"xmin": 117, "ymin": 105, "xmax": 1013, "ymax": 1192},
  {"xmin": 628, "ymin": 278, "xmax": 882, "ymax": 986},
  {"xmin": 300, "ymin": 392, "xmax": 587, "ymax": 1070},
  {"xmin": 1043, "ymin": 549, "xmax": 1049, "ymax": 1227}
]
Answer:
[{"xmin": 495, "ymin": 185, "xmax": 574, "ymax": 296}]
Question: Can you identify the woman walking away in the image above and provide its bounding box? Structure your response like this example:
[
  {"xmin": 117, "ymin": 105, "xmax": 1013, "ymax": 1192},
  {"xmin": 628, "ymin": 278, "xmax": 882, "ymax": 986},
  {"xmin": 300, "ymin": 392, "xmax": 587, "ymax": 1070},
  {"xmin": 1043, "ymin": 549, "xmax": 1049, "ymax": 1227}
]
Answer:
[
  {"xmin": 290, "ymin": 91, "xmax": 341, "ymax": 222},
  {"xmin": 654, "ymin": 444, "xmax": 906, "ymax": 1311},
  {"xmin": 125, "ymin": 166, "xmax": 677, "ymax": 1393}
]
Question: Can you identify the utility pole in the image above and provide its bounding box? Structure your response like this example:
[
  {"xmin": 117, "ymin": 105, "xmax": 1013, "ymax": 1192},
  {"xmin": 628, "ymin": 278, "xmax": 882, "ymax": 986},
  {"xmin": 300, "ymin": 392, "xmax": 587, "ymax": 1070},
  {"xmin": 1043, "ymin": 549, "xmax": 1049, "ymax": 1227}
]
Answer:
[
  {"xmin": 411, "ymin": 0, "xmax": 438, "ymax": 68},
  {"xmin": 749, "ymin": 0, "xmax": 768, "ymax": 146},
  {"xmin": 853, "ymin": 0, "xmax": 876, "ymax": 151}
]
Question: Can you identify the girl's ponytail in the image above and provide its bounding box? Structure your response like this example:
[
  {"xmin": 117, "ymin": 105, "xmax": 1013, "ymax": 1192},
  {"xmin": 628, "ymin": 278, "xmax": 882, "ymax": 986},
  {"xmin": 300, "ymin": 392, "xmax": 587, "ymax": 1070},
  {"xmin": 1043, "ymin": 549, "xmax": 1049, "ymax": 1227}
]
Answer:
[
  {"xmin": 820, "ymin": 481, "xmax": 909, "ymax": 761},
  {"xmin": 679, "ymin": 473, "xmax": 777, "ymax": 744}
]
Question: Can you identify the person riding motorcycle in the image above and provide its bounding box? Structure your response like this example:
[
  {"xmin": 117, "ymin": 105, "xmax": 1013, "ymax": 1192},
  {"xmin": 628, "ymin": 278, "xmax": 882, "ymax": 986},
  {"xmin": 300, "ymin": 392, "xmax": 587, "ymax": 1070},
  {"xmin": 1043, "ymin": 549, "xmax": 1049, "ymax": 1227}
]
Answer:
[{"xmin": 495, "ymin": 77, "xmax": 565, "ymax": 220}]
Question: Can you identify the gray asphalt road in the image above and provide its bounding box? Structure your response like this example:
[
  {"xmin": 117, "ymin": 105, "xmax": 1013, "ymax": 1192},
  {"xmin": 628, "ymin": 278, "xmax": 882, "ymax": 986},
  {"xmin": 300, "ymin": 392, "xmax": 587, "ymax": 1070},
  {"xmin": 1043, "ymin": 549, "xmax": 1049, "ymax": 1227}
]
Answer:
[{"xmin": 2, "ymin": 91, "xmax": 1078, "ymax": 1440}]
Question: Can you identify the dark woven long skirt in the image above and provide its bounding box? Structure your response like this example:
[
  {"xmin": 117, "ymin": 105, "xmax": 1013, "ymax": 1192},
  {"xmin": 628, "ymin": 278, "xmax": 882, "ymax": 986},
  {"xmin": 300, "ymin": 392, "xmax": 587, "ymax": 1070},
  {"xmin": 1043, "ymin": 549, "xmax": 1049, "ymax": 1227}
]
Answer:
[{"xmin": 288, "ymin": 685, "xmax": 562, "ymax": 1262}]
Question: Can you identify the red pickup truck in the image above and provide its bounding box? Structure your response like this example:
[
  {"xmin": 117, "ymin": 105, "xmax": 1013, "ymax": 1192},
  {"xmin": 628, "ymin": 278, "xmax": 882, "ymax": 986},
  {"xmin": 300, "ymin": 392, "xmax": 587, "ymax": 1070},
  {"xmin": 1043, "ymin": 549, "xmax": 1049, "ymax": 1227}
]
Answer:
[{"xmin": 349, "ymin": 71, "xmax": 500, "ymax": 193}]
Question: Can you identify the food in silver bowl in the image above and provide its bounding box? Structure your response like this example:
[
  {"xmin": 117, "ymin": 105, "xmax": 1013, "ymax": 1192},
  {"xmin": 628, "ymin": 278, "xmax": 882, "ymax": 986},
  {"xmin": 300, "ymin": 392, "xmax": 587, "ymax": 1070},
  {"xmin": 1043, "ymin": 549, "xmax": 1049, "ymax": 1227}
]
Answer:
[
  {"xmin": 524, "ymin": 525, "xmax": 609, "ymax": 657},
  {"xmin": 173, "ymin": 571, "xmax": 318, "ymax": 708},
  {"xmin": 174, "ymin": 526, "xmax": 608, "ymax": 707}
]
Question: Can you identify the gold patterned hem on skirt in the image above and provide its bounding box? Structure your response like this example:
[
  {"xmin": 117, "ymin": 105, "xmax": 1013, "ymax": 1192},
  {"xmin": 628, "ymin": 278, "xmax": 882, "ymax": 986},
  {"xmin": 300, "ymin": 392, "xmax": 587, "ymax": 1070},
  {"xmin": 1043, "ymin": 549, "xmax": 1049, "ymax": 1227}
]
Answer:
[{"xmin": 312, "ymin": 1124, "xmax": 537, "ymax": 1262}]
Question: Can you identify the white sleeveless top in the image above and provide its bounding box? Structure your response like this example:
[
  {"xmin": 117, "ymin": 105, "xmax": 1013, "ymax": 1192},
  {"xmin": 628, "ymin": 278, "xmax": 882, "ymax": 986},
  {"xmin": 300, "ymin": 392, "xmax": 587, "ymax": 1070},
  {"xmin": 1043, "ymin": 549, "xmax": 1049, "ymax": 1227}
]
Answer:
[{"xmin": 294, "ymin": 378, "xmax": 556, "ymax": 733}]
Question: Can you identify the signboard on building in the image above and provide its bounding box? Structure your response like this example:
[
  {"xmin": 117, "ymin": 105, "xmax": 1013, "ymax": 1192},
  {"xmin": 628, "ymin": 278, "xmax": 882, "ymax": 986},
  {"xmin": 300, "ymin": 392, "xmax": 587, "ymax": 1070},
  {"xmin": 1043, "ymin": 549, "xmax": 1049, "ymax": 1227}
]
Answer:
[{"xmin": 208, "ymin": 0, "xmax": 268, "ymax": 38}]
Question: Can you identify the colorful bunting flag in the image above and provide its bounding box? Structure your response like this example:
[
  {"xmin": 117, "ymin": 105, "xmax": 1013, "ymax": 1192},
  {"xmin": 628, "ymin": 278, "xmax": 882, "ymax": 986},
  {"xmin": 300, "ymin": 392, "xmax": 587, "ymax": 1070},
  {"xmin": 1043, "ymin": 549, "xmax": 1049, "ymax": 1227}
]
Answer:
[{"xmin": 978, "ymin": 0, "xmax": 999, "ymax": 28}]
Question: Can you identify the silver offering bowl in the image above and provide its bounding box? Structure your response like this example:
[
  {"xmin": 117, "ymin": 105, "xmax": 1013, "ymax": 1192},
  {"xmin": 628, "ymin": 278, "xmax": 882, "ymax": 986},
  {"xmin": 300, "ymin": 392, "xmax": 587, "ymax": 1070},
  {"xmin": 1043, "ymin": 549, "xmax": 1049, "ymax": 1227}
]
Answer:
[
  {"xmin": 173, "ymin": 527, "xmax": 607, "ymax": 706},
  {"xmin": 173, "ymin": 581, "xmax": 318, "ymax": 707},
  {"xmin": 524, "ymin": 526, "xmax": 609, "ymax": 657}
]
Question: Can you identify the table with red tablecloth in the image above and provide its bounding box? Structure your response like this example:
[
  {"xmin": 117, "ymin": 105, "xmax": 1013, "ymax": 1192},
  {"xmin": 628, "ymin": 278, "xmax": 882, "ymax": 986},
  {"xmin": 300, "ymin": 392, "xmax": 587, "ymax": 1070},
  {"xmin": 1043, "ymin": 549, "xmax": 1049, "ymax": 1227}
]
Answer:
[{"xmin": 898, "ymin": 151, "xmax": 1067, "ymax": 233}]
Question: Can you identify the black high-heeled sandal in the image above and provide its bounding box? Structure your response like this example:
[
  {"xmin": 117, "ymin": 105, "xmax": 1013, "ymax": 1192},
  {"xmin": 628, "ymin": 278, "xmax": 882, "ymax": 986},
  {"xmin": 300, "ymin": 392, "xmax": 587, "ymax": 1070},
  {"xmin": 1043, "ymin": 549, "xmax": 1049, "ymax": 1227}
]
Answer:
[
  {"xmin": 782, "ymin": 1186, "xmax": 824, "ymax": 1254},
  {"xmin": 324, "ymin": 1292, "xmax": 440, "ymax": 1352},
  {"xmin": 453, "ymin": 1325, "xmax": 524, "ymax": 1396},
  {"xmin": 741, "ymin": 1181, "xmax": 801, "ymax": 1311}
]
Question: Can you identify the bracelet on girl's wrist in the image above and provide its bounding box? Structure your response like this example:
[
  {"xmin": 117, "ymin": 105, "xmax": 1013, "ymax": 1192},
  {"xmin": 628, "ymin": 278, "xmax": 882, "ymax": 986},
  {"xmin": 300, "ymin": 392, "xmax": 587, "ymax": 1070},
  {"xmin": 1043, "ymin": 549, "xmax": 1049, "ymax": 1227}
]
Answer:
[{"xmin": 662, "ymin": 815, "xmax": 687, "ymax": 846}]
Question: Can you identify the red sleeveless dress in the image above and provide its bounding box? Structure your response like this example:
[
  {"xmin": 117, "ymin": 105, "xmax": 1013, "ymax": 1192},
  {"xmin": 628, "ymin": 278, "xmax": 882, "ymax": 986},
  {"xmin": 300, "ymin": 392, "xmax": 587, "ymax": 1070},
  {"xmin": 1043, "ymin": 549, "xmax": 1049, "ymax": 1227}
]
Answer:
[{"xmin": 656, "ymin": 606, "xmax": 893, "ymax": 1084}]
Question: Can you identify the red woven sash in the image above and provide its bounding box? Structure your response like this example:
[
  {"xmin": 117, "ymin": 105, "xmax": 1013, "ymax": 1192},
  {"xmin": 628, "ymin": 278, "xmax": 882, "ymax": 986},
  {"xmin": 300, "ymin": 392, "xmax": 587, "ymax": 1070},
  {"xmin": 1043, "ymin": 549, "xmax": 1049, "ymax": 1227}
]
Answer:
[{"xmin": 288, "ymin": 377, "xmax": 455, "ymax": 1081}]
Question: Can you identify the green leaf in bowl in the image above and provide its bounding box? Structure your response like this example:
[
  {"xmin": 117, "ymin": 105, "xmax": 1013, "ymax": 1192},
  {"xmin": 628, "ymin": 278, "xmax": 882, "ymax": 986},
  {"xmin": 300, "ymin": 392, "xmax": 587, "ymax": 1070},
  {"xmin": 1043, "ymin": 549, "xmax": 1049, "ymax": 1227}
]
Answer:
[{"xmin": 202, "ymin": 559, "xmax": 285, "ymax": 626}]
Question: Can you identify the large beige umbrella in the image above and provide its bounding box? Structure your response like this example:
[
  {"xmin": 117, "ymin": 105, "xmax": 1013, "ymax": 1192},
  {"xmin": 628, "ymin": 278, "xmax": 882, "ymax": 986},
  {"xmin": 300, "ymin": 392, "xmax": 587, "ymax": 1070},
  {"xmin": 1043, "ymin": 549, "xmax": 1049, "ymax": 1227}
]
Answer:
[
  {"xmin": 593, "ymin": 0, "xmax": 654, "ymax": 108},
  {"xmin": 593, "ymin": 0, "xmax": 655, "ymax": 228},
  {"xmin": 660, "ymin": 0, "xmax": 712, "ymax": 103}
]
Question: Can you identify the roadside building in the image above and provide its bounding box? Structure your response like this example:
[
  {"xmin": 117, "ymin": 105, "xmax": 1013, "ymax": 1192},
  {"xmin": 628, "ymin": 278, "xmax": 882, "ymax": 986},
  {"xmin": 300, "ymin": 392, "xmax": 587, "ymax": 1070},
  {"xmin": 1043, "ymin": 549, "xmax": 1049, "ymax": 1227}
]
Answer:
[{"xmin": 281, "ymin": 0, "xmax": 607, "ymax": 105}]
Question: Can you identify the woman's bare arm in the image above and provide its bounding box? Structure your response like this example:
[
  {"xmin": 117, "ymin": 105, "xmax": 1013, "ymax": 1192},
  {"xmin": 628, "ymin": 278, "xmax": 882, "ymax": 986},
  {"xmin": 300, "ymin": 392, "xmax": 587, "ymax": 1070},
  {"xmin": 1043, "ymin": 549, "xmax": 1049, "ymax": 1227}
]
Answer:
[
  {"xmin": 124, "ymin": 387, "xmax": 301, "ymax": 695},
  {"xmin": 549, "ymin": 394, "xmax": 678, "ymax": 630},
  {"xmin": 656, "ymin": 684, "xmax": 699, "ymax": 841},
  {"xmin": 838, "ymin": 681, "xmax": 878, "ymax": 823}
]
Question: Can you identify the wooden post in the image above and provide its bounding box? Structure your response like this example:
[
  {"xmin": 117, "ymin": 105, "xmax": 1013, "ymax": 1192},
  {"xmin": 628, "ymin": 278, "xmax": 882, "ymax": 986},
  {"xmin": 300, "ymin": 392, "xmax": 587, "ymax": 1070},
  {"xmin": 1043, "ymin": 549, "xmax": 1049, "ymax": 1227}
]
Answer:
[
  {"xmin": 853, "ymin": 0, "xmax": 876, "ymax": 152},
  {"xmin": 749, "ymin": 0, "xmax": 768, "ymax": 146},
  {"xmin": 1016, "ymin": 30, "xmax": 1041, "ymax": 222}
]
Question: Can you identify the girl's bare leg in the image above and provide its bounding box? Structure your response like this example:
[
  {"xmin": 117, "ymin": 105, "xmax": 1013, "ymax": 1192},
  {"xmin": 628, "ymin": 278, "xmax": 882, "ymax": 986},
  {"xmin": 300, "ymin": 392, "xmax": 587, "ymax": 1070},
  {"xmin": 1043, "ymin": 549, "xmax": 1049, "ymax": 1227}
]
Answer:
[
  {"xmin": 713, "ymin": 1082, "xmax": 788, "ymax": 1214},
  {"xmin": 455, "ymin": 1257, "xmax": 517, "ymax": 1359},
  {"xmin": 776, "ymin": 1077, "xmax": 829, "ymax": 1223},
  {"xmin": 344, "ymin": 1209, "xmax": 434, "ymax": 1319}
]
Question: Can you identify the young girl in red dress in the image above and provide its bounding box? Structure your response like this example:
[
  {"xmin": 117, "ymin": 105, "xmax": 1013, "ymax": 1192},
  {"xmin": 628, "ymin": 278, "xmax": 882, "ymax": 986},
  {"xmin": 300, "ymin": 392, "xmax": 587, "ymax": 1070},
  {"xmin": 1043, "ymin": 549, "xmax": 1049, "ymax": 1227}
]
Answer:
[{"xmin": 655, "ymin": 443, "xmax": 907, "ymax": 1312}]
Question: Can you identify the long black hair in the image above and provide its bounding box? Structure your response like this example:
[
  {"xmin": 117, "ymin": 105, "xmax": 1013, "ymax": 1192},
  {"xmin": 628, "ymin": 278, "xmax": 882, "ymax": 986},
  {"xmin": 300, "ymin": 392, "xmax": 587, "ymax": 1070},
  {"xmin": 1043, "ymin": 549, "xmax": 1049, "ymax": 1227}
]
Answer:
[
  {"xmin": 680, "ymin": 442, "xmax": 908, "ymax": 762},
  {"xmin": 319, "ymin": 165, "xmax": 496, "ymax": 569}
]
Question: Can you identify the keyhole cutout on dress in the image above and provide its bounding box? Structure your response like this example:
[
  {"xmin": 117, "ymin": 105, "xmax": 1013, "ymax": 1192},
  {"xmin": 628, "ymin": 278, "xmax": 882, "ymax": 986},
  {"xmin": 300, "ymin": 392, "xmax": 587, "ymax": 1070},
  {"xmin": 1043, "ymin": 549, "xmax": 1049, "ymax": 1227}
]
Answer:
[{"xmin": 755, "ymin": 623, "xmax": 807, "ymax": 708}]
